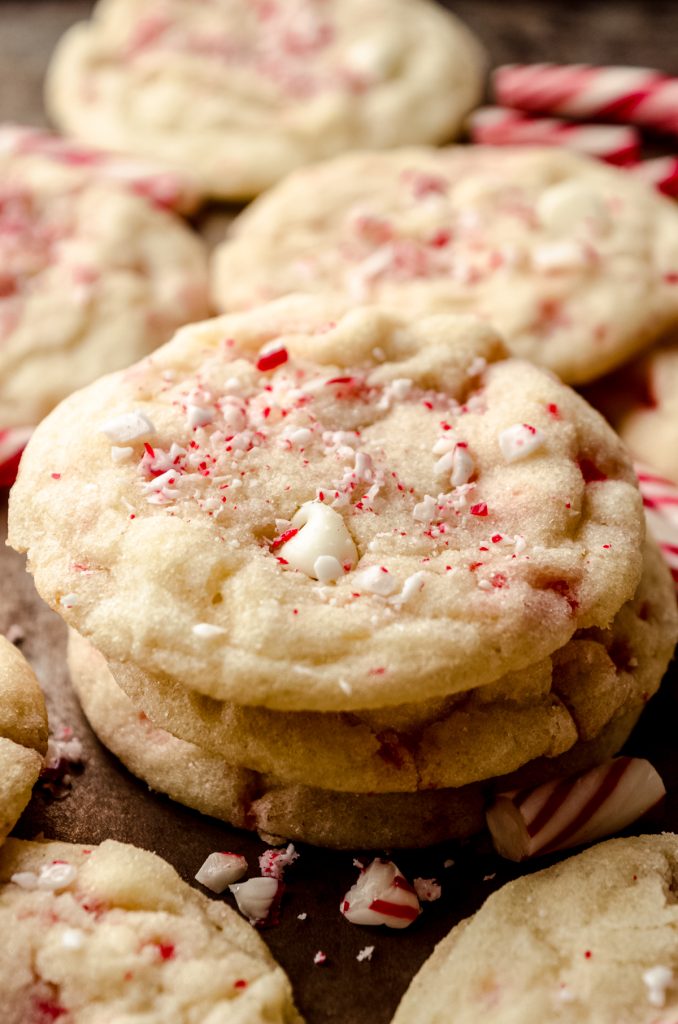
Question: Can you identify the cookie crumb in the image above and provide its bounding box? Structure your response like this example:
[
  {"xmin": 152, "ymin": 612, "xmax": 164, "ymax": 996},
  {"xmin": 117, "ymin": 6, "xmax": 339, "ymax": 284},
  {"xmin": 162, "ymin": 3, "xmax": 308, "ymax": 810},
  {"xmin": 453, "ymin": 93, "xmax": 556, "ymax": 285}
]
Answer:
[{"xmin": 357, "ymin": 945, "xmax": 375, "ymax": 962}]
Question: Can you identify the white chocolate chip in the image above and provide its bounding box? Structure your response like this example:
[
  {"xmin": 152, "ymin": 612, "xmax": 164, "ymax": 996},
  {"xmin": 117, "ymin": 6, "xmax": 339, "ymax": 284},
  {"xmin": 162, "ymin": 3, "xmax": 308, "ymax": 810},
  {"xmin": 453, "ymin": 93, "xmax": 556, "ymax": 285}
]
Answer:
[
  {"xmin": 196, "ymin": 852, "xmax": 247, "ymax": 893},
  {"xmin": 100, "ymin": 411, "xmax": 155, "ymax": 444},
  {"xmin": 280, "ymin": 502, "xmax": 357, "ymax": 580},
  {"xmin": 643, "ymin": 966, "xmax": 673, "ymax": 1008},
  {"xmin": 499, "ymin": 424, "xmax": 545, "ymax": 463},
  {"xmin": 192, "ymin": 623, "xmax": 226, "ymax": 638},
  {"xmin": 354, "ymin": 565, "xmax": 399, "ymax": 597},
  {"xmin": 537, "ymin": 181, "xmax": 610, "ymax": 234},
  {"xmin": 110, "ymin": 446, "xmax": 133, "ymax": 464}
]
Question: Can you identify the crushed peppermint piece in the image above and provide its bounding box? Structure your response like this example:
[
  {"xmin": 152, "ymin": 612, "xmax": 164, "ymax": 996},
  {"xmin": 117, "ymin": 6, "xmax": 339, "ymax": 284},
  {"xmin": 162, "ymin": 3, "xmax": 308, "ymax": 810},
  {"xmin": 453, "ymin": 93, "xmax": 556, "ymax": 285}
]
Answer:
[
  {"xmin": 12, "ymin": 861, "xmax": 77, "ymax": 892},
  {"xmin": 413, "ymin": 494, "xmax": 437, "ymax": 522},
  {"xmin": 297, "ymin": 912, "xmax": 308, "ymax": 921},
  {"xmin": 279, "ymin": 502, "xmax": 357, "ymax": 579},
  {"xmin": 443, "ymin": 859, "xmax": 455, "ymax": 869},
  {"xmin": 256, "ymin": 346, "xmax": 288, "ymax": 372},
  {"xmin": 413, "ymin": 878, "xmax": 442, "ymax": 902},
  {"xmin": 195, "ymin": 852, "xmax": 247, "ymax": 892},
  {"xmin": 59, "ymin": 593, "xmax": 79, "ymax": 609},
  {"xmin": 451, "ymin": 445, "xmax": 474, "ymax": 487},
  {"xmin": 353, "ymin": 565, "xmax": 398, "ymax": 597},
  {"xmin": 357, "ymin": 945, "xmax": 375, "ymax": 962},
  {"xmin": 499, "ymin": 423, "xmax": 545, "ymax": 463},
  {"xmin": 187, "ymin": 404, "xmax": 215, "ymax": 429},
  {"xmin": 643, "ymin": 966, "xmax": 673, "ymax": 1007},
  {"xmin": 100, "ymin": 411, "xmax": 156, "ymax": 444},
  {"xmin": 313, "ymin": 951, "xmax": 327, "ymax": 965},
  {"xmin": 341, "ymin": 858, "xmax": 421, "ymax": 929},
  {"xmin": 110, "ymin": 445, "xmax": 134, "ymax": 463},
  {"xmin": 389, "ymin": 571, "xmax": 427, "ymax": 606},
  {"xmin": 259, "ymin": 844, "xmax": 299, "ymax": 880},
  {"xmin": 60, "ymin": 928, "xmax": 86, "ymax": 950},
  {"xmin": 483, "ymin": 873, "xmax": 497, "ymax": 882},
  {"xmin": 192, "ymin": 623, "xmax": 227, "ymax": 638},
  {"xmin": 229, "ymin": 877, "xmax": 279, "ymax": 925}
]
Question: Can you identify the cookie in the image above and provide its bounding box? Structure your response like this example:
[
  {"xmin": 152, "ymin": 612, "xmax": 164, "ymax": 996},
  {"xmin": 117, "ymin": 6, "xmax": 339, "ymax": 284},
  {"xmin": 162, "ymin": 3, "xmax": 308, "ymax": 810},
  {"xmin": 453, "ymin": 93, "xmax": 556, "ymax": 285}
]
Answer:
[
  {"xmin": 0, "ymin": 636, "xmax": 48, "ymax": 844},
  {"xmin": 92, "ymin": 537, "xmax": 678, "ymax": 793},
  {"xmin": 392, "ymin": 834, "xmax": 678, "ymax": 1024},
  {"xmin": 0, "ymin": 837, "xmax": 302, "ymax": 1021},
  {"xmin": 212, "ymin": 147, "xmax": 678, "ymax": 384},
  {"xmin": 45, "ymin": 0, "xmax": 485, "ymax": 201},
  {"xmin": 67, "ymin": 631, "xmax": 648, "ymax": 850},
  {"xmin": 9, "ymin": 297, "xmax": 645, "ymax": 712},
  {"xmin": 0, "ymin": 131, "xmax": 209, "ymax": 429}
]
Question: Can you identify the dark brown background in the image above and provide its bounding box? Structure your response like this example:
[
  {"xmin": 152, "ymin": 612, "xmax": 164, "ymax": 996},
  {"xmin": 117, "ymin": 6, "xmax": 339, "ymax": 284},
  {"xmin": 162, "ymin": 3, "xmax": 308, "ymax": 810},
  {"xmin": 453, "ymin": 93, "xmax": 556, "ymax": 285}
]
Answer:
[{"xmin": 1, "ymin": 3, "xmax": 677, "ymax": 1021}]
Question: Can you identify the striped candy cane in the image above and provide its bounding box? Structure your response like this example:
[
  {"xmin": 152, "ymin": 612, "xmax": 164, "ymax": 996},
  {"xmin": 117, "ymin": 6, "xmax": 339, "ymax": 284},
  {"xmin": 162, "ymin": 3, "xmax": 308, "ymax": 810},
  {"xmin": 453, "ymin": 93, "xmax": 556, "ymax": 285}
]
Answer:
[
  {"xmin": 468, "ymin": 106, "xmax": 641, "ymax": 165},
  {"xmin": 341, "ymin": 859, "xmax": 421, "ymax": 929},
  {"xmin": 494, "ymin": 64, "xmax": 678, "ymax": 139},
  {"xmin": 0, "ymin": 426, "xmax": 32, "ymax": 488},
  {"xmin": 636, "ymin": 463, "xmax": 678, "ymax": 590},
  {"xmin": 487, "ymin": 757, "xmax": 665, "ymax": 861}
]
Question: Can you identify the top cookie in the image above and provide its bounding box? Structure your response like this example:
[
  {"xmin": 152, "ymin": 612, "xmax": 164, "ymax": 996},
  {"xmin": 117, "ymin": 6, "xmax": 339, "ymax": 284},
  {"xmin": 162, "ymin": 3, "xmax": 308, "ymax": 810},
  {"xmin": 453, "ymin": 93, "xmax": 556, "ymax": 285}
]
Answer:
[
  {"xmin": 0, "ymin": 837, "xmax": 301, "ymax": 1022},
  {"xmin": 9, "ymin": 297, "xmax": 644, "ymax": 712},
  {"xmin": 0, "ymin": 636, "xmax": 48, "ymax": 844},
  {"xmin": 45, "ymin": 0, "xmax": 485, "ymax": 201},
  {"xmin": 213, "ymin": 147, "xmax": 678, "ymax": 384},
  {"xmin": 392, "ymin": 834, "xmax": 678, "ymax": 1024},
  {"xmin": 0, "ymin": 127, "xmax": 209, "ymax": 429}
]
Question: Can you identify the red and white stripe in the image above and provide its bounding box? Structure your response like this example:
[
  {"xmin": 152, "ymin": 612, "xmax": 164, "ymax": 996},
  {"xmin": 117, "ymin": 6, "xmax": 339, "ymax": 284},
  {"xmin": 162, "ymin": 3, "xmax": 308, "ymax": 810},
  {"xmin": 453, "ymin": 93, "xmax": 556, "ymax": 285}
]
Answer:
[
  {"xmin": 340, "ymin": 859, "xmax": 421, "ymax": 929},
  {"xmin": 628, "ymin": 156, "xmax": 678, "ymax": 199},
  {"xmin": 494, "ymin": 64, "xmax": 678, "ymax": 139},
  {"xmin": 636, "ymin": 463, "xmax": 678, "ymax": 591},
  {"xmin": 0, "ymin": 124, "xmax": 200, "ymax": 213},
  {"xmin": 469, "ymin": 106, "xmax": 640, "ymax": 165},
  {"xmin": 487, "ymin": 757, "xmax": 665, "ymax": 862},
  {"xmin": 0, "ymin": 426, "xmax": 32, "ymax": 488}
]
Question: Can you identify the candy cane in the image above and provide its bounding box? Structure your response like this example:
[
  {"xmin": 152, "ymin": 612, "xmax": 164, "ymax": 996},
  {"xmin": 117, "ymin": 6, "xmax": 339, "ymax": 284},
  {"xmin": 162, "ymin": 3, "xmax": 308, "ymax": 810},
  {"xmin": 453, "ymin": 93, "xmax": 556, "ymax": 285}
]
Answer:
[
  {"xmin": 487, "ymin": 757, "xmax": 665, "ymax": 861},
  {"xmin": 468, "ymin": 106, "xmax": 640, "ymax": 165},
  {"xmin": 0, "ymin": 124, "xmax": 200, "ymax": 213},
  {"xmin": 494, "ymin": 64, "xmax": 678, "ymax": 138},
  {"xmin": 0, "ymin": 426, "xmax": 32, "ymax": 487},
  {"xmin": 628, "ymin": 156, "xmax": 678, "ymax": 199},
  {"xmin": 636, "ymin": 463, "xmax": 678, "ymax": 589}
]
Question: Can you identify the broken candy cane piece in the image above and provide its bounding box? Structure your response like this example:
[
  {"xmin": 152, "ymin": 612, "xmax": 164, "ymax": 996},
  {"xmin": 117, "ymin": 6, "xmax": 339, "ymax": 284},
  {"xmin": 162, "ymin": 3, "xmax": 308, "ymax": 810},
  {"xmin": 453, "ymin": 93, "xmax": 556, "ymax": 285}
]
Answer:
[
  {"xmin": 499, "ymin": 423, "xmax": 545, "ymax": 463},
  {"xmin": 100, "ymin": 411, "xmax": 156, "ymax": 444},
  {"xmin": 279, "ymin": 501, "xmax": 357, "ymax": 579},
  {"xmin": 229, "ymin": 876, "xmax": 280, "ymax": 925},
  {"xmin": 12, "ymin": 861, "xmax": 78, "ymax": 892},
  {"xmin": 259, "ymin": 843, "xmax": 299, "ymax": 880},
  {"xmin": 340, "ymin": 859, "xmax": 421, "ymax": 929},
  {"xmin": 195, "ymin": 852, "xmax": 247, "ymax": 893},
  {"xmin": 487, "ymin": 757, "xmax": 665, "ymax": 862}
]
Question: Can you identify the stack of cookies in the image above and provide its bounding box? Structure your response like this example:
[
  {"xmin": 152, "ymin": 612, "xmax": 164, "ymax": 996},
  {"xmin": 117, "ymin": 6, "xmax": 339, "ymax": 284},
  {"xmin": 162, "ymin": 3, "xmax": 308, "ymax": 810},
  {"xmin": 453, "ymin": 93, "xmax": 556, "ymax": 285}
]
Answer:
[{"xmin": 9, "ymin": 296, "xmax": 678, "ymax": 848}]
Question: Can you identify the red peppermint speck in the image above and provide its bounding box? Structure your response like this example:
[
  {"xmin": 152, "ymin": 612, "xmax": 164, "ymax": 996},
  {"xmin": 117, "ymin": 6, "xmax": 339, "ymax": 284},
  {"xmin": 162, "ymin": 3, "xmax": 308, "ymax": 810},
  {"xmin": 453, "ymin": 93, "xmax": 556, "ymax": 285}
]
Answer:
[
  {"xmin": 469, "ymin": 561, "xmax": 483, "ymax": 572},
  {"xmin": 271, "ymin": 527, "xmax": 298, "ymax": 550},
  {"xmin": 547, "ymin": 403, "xmax": 561, "ymax": 419},
  {"xmin": 51, "ymin": 473, "xmax": 61, "ymax": 480},
  {"xmin": 156, "ymin": 942, "xmax": 175, "ymax": 961},
  {"xmin": 584, "ymin": 950, "xmax": 592, "ymax": 960},
  {"xmin": 429, "ymin": 229, "xmax": 451, "ymax": 248},
  {"xmin": 256, "ymin": 347, "xmax": 288, "ymax": 372},
  {"xmin": 129, "ymin": 514, "xmax": 136, "ymax": 520},
  {"xmin": 143, "ymin": 442, "xmax": 155, "ymax": 458},
  {"xmin": 369, "ymin": 666, "xmax": 386, "ymax": 676},
  {"xmin": 276, "ymin": 556, "xmax": 289, "ymax": 565},
  {"xmin": 234, "ymin": 979, "xmax": 248, "ymax": 990},
  {"xmin": 602, "ymin": 544, "xmax": 611, "ymax": 549},
  {"xmin": 325, "ymin": 376, "xmax": 355, "ymax": 386},
  {"xmin": 470, "ymin": 502, "xmax": 488, "ymax": 517},
  {"xmin": 422, "ymin": 400, "xmax": 434, "ymax": 410},
  {"xmin": 293, "ymin": 608, "xmax": 298, "ymax": 615},
  {"xmin": 491, "ymin": 573, "xmax": 507, "ymax": 589},
  {"xmin": 491, "ymin": 534, "xmax": 503, "ymax": 543},
  {"xmin": 664, "ymin": 271, "xmax": 678, "ymax": 284},
  {"xmin": 35, "ymin": 1000, "xmax": 67, "ymax": 1022}
]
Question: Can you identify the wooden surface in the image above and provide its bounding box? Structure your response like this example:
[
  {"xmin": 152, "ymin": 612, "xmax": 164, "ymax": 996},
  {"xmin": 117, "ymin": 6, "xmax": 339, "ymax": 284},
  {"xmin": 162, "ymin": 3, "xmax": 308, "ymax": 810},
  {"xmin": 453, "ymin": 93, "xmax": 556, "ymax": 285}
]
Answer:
[{"xmin": 1, "ymin": 3, "xmax": 678, "ymax": 1022}]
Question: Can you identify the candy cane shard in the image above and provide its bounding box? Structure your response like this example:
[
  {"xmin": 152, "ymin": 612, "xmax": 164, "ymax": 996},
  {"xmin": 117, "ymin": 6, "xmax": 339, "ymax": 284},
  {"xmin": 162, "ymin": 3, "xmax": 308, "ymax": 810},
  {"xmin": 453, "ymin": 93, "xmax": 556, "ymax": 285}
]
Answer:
[
  {"xmin": 468, "ymin": 106, "xmax": 641, "ymax": 165},
  {"xmin": 486, "ymin": 757, "xmax": 666, "ymax": 862},
  {"xmin": 195, "ymin": 852, "xmax": 247, "ymax": 893},
  {"xmin": 340, "ymin": 858, "xmax": 421, "ymax": 929},
  {"xmin": 635, "ymin": 463, "xmax": 678, "ymax": 592},
  {"xmin": 493, "ymin": 63, "xmax": 678, "ymax": 138}
]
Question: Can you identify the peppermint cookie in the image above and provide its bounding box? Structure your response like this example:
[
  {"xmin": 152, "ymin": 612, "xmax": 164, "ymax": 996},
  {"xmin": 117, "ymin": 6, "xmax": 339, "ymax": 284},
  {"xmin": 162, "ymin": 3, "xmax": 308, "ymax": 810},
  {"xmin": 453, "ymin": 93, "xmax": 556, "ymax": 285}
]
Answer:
[
  {"xmin": 213, "ymin": 147, "xmax": 678, "ymax": 384},
  {"xmin": 0, "ymin": 132, "xmax": 209, "ymax": 430},
  {"xmin": 0, "ymin": 636, "xmax": 48, "ymax": 844},
  {"xmin": 45, "ymin": 0, "xmax": 485, "ymax": 201},
  {"xmin": 67, "ymin": 631, "xmax": 651, "ymax": 850},
  {"xmin": 0, "ymin": 837, "xmax": 302, "ymax": 1021},
  {"xmin": 94, "ymin": 538, "xmax": 677, "ymax": 793},
  {"xmin": 9, "ymin": 297, "xmax": 645, "ymax": 712},
  {"xmin": 392, "ymin": 834, "xmax": 678, "ymax": 1024}
]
